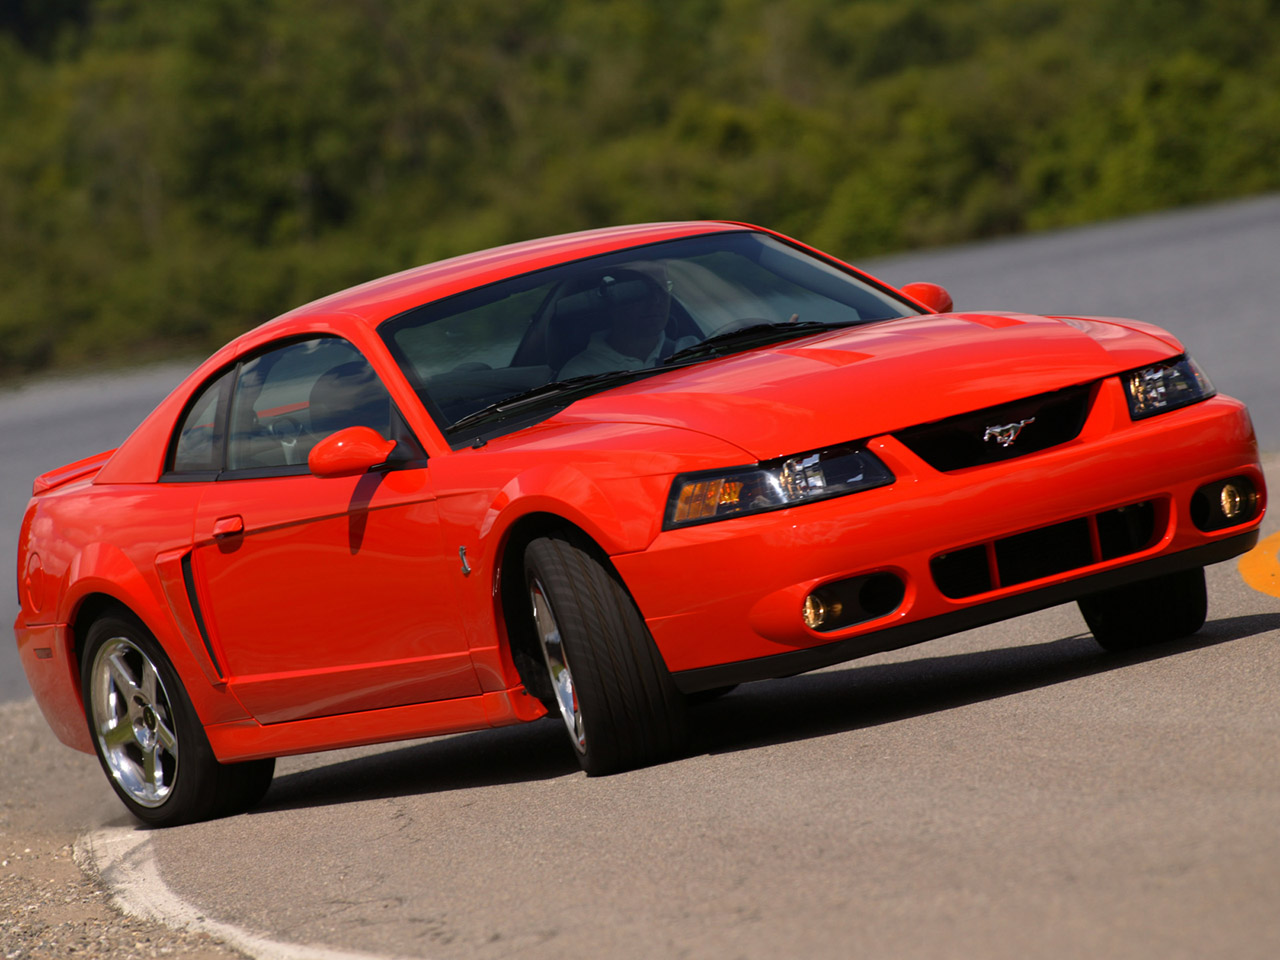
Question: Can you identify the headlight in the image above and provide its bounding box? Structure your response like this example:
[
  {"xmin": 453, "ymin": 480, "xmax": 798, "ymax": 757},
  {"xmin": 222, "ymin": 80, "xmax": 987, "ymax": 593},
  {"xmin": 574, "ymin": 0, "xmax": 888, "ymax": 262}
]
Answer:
[
  {"xmin": 1121, "ymin": 355, "xmax": 1215, "ymax": 420},
  {"xmin": 665, "ymin": 445, "xmax": 894, "ymax": 529}
]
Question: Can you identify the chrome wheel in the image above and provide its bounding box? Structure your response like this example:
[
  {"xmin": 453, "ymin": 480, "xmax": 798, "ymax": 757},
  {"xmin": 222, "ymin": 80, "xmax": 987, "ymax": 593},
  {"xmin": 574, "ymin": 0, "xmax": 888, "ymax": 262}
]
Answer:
[
  {"xmin": 530, "ymin": 576, "xmax": 586, "ymax": 753},
  {"xmin": 88, "ymin": 635, "xmax": 179, "ymax": 808}
]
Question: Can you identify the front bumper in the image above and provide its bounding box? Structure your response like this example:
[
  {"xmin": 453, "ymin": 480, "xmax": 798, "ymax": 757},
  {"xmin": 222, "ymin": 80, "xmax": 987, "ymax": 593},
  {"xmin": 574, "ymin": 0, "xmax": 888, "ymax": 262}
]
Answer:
[
  {"xmin": 670, "ymin": 531, "xmax": 1255, "ymax": 691},
  {"xmin": 612, "ymin": 387, "xmax": 1265, "ymax": 692}
]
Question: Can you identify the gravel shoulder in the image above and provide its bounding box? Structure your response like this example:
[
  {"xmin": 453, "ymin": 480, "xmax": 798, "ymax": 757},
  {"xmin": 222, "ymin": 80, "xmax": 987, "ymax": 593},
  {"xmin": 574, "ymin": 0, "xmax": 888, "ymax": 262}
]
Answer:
[{"xmin": 0, "ymin": 703, "xmax": 245, "ymax": 960}]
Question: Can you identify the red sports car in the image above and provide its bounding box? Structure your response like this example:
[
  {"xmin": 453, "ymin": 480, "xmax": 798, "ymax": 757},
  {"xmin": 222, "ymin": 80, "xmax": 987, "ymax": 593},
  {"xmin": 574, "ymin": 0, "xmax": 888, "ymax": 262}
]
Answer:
[{"xmin": 13, "ymin": 222, "xmax": 1266, "ymax": 825}]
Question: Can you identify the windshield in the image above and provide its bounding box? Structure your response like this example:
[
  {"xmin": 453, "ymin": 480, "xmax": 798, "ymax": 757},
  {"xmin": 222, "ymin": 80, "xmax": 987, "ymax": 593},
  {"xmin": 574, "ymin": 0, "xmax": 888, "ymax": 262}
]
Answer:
[{"xmin": 379, "ymin": 231, "xmax": 918, "ymax": 438}]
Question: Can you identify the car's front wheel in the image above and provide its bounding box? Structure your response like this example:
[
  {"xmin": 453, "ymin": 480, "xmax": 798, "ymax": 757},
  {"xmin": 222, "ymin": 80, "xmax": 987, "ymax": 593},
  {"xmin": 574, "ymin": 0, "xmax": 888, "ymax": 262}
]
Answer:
[
  {"xmin": 81, "ymin": 614, "xmax": 274, "ymax": 826},
  {"xmin": 524, "ymin": 531, "xmax": 688, "ymax": 775},
  {"xmin": 1077, "ymin": 567, "xmax": 1208, "ymax": 652}
]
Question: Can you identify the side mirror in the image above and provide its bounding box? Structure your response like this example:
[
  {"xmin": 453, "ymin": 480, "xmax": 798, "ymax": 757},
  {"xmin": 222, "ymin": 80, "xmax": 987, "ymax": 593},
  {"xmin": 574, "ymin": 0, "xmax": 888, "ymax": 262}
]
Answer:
[
  {"xmin": 900, "ymin": 282, "xmax": 954, "ymax": 314},
  {"xmin": 308, "ymin": 426, "xmax": 397, "ymax": 479}
]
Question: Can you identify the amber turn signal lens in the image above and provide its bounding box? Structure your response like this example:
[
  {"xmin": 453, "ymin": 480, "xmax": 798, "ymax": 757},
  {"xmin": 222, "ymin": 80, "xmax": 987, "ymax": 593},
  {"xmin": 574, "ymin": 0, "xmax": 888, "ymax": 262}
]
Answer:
[{"xmin": 672, "ymin": 479, "xmax": 745, "ymax": 523}]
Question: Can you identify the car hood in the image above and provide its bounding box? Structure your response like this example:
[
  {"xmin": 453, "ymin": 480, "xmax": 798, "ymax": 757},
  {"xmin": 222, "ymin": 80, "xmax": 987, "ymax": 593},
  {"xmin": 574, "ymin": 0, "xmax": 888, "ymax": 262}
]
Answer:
[{"xmin": 550, "ymin": 312, "xmax": 1181, "ymax": 460}]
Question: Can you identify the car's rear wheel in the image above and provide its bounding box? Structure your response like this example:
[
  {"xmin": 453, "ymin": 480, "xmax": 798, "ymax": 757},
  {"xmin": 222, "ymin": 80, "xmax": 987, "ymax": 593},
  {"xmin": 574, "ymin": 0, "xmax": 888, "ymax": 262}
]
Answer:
[
  {"xmin": 81, "ymin": 614, "xmax": 274, "ymax": 826},
  {"xmin": 524, "ymin": 531, "xmax": 688, "ymax": 775},
  {"xmin": 1077, "ymin": 567, "xmax": 1208, "ymax": 652}
]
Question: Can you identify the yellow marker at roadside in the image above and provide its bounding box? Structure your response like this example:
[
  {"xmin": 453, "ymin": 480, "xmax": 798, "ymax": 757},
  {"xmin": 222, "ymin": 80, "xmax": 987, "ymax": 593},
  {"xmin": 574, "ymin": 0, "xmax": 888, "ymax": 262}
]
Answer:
[{"xmin": 1239, "ymin": 531, "xmax": 1280, "ymax": 598}]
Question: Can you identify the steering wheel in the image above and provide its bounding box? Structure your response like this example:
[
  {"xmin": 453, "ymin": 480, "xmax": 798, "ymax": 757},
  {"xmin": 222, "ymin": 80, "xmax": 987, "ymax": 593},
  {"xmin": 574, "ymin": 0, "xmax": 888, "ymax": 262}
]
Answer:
[
  {"xmin": 267, "ymin": 416, "xmax": 306, "ymax": 464},
  {"xmin": 712, "ymin": 315, "xmax": 797, "ymax": 335}
]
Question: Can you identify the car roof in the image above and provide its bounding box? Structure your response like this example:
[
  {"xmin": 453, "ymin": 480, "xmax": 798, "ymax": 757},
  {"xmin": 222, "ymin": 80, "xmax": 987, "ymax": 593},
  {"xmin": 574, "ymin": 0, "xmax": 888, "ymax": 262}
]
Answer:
[{"xmin": 268, "ymin": 220, "xmax": 754, "ymax": 331}]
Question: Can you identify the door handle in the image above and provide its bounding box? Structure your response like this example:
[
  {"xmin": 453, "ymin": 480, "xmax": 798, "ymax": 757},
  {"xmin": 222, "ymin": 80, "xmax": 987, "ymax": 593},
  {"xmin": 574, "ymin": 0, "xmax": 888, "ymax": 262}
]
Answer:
[{"xmin": 212, "ymin": 515, "xmax": 245, "ymax": 539}]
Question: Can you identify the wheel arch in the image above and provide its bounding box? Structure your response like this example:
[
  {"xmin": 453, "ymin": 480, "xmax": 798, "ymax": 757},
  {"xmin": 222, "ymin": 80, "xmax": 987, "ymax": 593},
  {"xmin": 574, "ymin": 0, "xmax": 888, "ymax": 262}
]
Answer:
[
  {"xmin": 34, "ymin": 592, "xmax": 156, "ymax": 755},
  {"xmin": 493, "ymin": 511, "xmax": 625, "ymax": 706},
  {"xmin": 68, "ymin": 592, "xmax": 190, "ymax": 723},
  {"xmin": 61, "ymin": 545, "xmax": 191, "ymax": 689},
  {"xmin": 71, "ymin": 592, "xmax": 141, "ymax": 664},
  {"xmin": 60, "ymin": 548, "xmax": 251, "ymax": 731}
]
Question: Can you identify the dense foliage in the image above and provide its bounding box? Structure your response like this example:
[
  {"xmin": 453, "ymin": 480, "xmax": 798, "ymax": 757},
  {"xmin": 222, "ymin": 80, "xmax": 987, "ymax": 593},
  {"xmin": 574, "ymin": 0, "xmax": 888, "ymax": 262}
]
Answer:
[{"xmin": 2, "ymin": 0, "xmax": 1278, "ymax": 374}]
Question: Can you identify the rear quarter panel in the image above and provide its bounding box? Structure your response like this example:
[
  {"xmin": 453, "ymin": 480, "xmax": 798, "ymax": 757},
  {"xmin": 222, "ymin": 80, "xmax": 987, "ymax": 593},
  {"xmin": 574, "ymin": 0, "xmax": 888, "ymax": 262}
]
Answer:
[{"xmin": 16, "ymin": 478, "xmax": 252, "ymax": 753}]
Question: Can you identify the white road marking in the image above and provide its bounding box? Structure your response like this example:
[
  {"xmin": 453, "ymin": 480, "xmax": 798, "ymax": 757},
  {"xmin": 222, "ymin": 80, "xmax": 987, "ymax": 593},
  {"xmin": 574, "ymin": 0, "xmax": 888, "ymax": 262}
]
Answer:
[{"xmin": 76, "ymin": 826, "xmax": 412, "ymax": 960}]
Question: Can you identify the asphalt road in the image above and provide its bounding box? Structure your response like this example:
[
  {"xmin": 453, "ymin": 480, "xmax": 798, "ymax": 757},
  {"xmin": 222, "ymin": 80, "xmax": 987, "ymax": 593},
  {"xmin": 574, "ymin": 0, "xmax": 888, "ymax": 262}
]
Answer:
[
  {"xmin": 2, "ymin": 196, "xmax": 1279, "ymax": 959},
  {"xmin": 110, "ymin": 537, "xmax": 1280, "ymax": 959}
]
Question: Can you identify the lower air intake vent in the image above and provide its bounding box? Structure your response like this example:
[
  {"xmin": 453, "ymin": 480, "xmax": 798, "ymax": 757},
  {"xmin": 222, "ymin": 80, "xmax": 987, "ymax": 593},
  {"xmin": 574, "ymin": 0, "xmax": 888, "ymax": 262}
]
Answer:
[{"xmin": 932, "ymin": 500, "xmax": 1162, "ymax": 599}]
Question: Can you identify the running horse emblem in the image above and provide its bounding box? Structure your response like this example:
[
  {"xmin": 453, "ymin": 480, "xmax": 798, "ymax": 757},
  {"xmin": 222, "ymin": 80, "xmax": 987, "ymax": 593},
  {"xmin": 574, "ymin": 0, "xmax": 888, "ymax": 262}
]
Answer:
[{"xmin": 983, "ymin": 417, "xmax": 1036, "ymax": 448}]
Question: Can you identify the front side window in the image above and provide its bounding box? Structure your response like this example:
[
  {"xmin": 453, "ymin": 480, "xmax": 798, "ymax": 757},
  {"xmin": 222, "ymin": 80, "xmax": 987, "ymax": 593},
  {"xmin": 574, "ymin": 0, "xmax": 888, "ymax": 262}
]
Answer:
[
  {"xmin": 226, "ymin": 338, "xmax": 393, "ymax": 471},
  {"xmin": 167, "ymin": 336, "xmax": 416, "ymax": 478}
]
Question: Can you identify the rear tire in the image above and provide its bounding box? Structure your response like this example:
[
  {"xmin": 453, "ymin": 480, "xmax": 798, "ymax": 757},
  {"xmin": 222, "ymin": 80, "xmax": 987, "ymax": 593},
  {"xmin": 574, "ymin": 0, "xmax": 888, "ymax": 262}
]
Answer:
[
  {"xmin": 524, "ymin": 530, "xmax": 688, "ymax": 775},
  {"xmin": 81, "ymin": 614, "xmax": 274, "ymax": 826},
  {"xmin": 1078, "ymin": 567, "xmax": 1207, "ymax": 652}
]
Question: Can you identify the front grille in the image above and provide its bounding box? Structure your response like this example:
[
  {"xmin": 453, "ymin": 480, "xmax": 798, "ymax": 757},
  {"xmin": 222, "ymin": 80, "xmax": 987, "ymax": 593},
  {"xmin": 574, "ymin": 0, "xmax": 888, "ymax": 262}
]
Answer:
[
  {"xmin": 895, "ymin": 382, "xmax": 1095, "ymax": 471},
  {"xmin": 931, "ymin": 500, "xmax": 1162, "ymax": 599}
]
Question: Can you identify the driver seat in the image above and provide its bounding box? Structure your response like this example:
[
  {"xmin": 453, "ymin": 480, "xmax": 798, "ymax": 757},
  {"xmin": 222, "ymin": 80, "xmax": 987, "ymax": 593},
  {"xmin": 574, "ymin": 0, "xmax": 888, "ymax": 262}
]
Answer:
[{"xmin": 308, "ymin": 361, "xmax": 391, "ymax": 439}]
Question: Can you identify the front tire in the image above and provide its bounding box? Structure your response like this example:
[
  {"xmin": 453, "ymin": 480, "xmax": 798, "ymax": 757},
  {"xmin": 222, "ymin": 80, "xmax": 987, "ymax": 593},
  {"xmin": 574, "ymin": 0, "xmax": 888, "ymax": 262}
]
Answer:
[
  {"xmin": 524, "ymin": 531, "xmax": 688, "ymax": 775},
  {"xmin": 1078, "ymin": 567, "xmax": 1208, "ymax": 652},
  {"xmin": 81, "ymin": 614, "xmax": 274, "ymax": 826}
]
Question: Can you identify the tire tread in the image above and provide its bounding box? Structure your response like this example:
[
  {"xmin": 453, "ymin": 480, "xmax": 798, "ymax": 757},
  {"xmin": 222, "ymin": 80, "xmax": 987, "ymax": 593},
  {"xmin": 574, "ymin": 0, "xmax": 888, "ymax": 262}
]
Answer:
[
  {"xmin": 525, "ymin": 530, "xmax": 687, "ymax": 774},
  {"xmin": 1078, "ymin": 566, "xmax": 1208, "ymax": 652}
]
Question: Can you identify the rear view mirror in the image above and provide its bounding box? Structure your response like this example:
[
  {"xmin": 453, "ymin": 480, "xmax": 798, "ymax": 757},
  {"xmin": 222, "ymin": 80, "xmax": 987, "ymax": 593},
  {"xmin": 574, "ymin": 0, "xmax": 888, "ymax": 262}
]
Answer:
[
  {"xmin": 308, "ymin": 426, "xmax": 397, "ymax": 478},
  {"xmin": 900, "ymin": 282, "xmax": 954, "ymax": 314}
]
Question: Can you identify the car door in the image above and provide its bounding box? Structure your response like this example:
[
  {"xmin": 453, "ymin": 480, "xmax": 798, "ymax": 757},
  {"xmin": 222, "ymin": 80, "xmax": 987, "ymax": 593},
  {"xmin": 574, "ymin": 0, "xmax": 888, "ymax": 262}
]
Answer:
[{"xmin": 181, "ymin": 336, "xmax": 478, "ymax": 724}]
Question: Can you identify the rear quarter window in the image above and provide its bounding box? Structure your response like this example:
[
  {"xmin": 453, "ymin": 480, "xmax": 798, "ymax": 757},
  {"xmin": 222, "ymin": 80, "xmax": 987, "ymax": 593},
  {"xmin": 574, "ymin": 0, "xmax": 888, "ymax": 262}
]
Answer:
[{"xmin": 170, "ymin": 369, "xmax": 233, "ymax": 475}]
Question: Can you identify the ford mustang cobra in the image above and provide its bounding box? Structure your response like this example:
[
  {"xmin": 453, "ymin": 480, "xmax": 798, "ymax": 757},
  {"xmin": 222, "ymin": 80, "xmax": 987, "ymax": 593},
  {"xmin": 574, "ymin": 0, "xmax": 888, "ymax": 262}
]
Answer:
[{"xmin": 13, "ymin": 222, "xmax": 1266, "ymax": 824}]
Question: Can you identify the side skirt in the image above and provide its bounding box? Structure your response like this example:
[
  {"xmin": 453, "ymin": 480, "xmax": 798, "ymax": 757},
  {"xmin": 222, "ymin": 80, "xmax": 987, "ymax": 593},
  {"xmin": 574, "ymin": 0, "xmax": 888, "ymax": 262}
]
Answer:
[{"xmin": 205, "ymin": 685, "xmax": 546, "ymax": 762}]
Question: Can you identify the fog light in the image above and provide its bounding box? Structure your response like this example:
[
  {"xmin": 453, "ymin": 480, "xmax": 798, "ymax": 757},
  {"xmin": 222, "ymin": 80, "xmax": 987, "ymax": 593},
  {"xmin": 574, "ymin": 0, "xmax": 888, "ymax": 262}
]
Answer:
[
  {"xmin": 800, "ymin": 574, "xmax": 904, "ymax": 632},
  {"xmin": 1221, "ymin": 483, "xmax": 1244, "ymax": 519},
  {"xmin": 803, "ymin": 594, "xmax": 845, "ymax": 630},
  {"xmin": 802, "ymin": 594, "xmax": 826, "ymax": 629},
  {"xmin": 1191, "ymin": 475, "xmax": 1258, "ymax": 532}
]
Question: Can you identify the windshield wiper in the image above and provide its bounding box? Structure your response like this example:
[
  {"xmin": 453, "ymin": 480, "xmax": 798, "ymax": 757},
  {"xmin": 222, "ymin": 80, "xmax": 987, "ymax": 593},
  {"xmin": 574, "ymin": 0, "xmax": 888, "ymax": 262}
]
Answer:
[
  {"xmin": 663, "ymin": 319, "xmax": 856, "ymax": 365},
  {"xmin": 449, "ymin": 369, "xmax": 658, "ymax": 432},
  {"xmin": 450, "ymin": 320, "xmax": 863, "ymax": 434}
]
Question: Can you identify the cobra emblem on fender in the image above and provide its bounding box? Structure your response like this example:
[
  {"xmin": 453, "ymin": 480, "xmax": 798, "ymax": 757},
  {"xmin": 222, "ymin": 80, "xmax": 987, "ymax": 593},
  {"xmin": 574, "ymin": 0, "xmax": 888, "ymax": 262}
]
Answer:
[{"xmin": 983, "ymin": 417, "xmax": 1036, "ymax": 447}]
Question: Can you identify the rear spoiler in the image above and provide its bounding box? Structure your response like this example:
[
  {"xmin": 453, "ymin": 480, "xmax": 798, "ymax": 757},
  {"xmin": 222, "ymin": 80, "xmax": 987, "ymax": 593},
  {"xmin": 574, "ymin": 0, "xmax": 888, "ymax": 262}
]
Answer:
[{"xmin": 33, "ymin": 449, "xmax": 116, "ymax": 495}]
